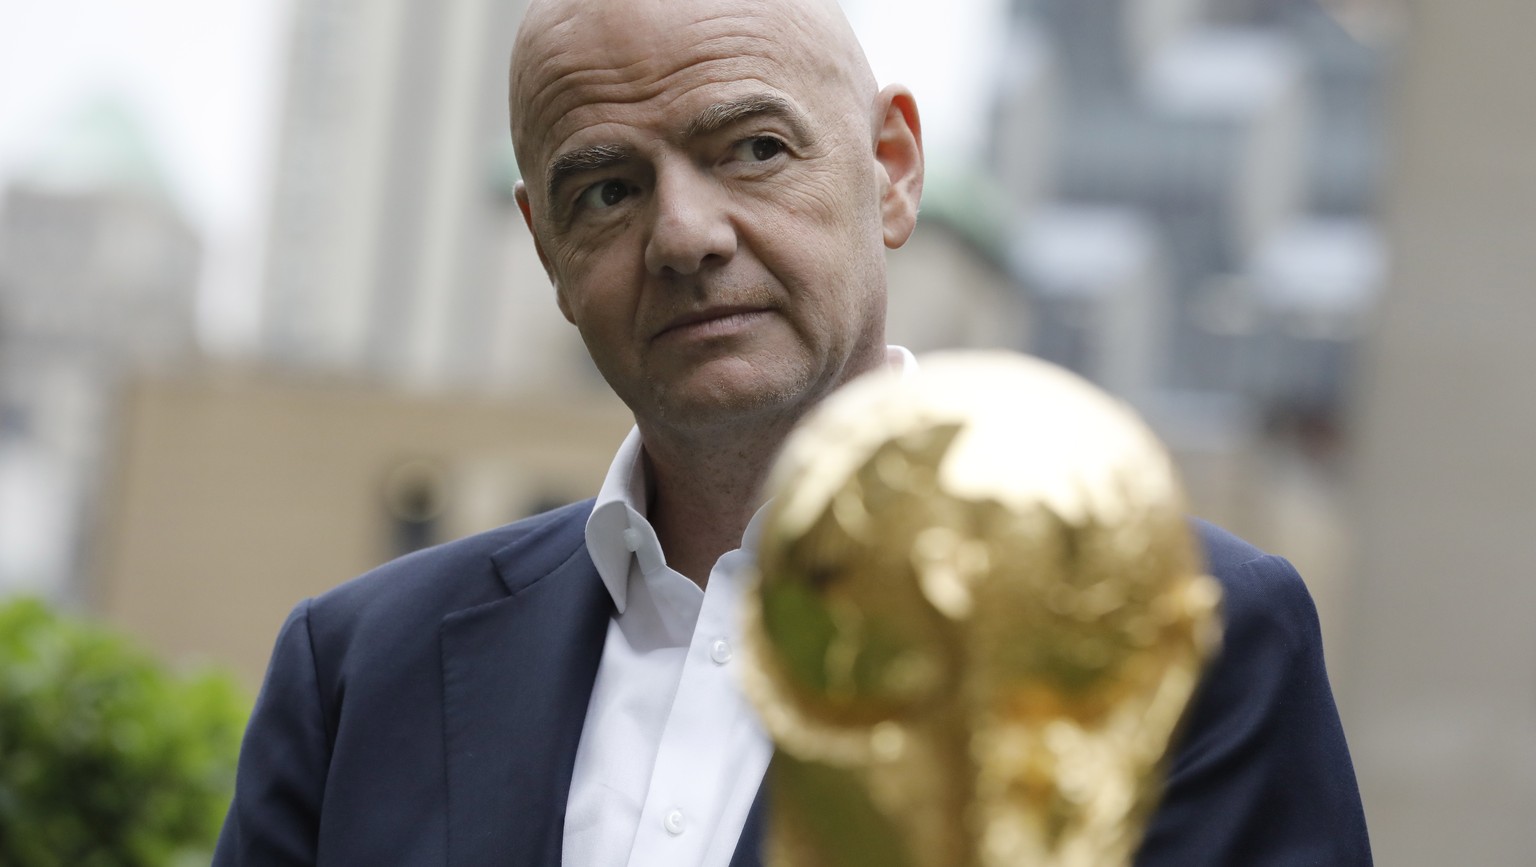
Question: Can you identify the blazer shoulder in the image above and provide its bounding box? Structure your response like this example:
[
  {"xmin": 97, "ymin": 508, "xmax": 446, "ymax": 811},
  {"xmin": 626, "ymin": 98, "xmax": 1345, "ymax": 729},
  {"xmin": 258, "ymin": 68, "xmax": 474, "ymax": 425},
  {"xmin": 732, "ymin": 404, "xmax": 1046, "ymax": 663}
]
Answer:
[
  {"xmin": 1139, "ymin": 520, "xmax": 1370, "ymax": 864},
  {"xmin": 1188, "ymin": 518, "xmax": 1327, "ymax": 698},
  {"xmin": 305, "ymin": 498, "xmax": 594, "ymax": 643},
  {"xmin": 1193, "ymin": 517, "xmax": 1314, "ymax": 615},
  {"xmin": 1192, "ymin": 518, "xmax": 1268, "ymax": 575}
]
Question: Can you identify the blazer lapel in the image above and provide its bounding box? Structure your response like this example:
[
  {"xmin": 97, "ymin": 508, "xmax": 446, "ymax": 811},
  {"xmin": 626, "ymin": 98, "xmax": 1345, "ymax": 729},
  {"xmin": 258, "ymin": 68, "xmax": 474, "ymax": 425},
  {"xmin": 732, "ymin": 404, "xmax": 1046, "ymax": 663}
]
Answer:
[{"xmin": 440, "ymin": 532, "xmax": 611, "ymax": 867}]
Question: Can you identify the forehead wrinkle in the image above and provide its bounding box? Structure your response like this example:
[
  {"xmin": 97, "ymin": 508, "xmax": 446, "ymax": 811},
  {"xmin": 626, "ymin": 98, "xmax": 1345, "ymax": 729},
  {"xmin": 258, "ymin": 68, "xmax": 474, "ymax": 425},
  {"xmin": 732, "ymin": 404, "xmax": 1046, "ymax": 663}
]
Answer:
[
  {"xmin": 530, "ymin": 56, "xmax": 786, "ymax": 178},
  {"xmin": 521, "ymin": 13, "xmax": 777, "ymax": 105},
  {"xmin": 532, "ymin": 34, "xmax": 780, "ymax": 126},
  {"xmin": 511, "ymin": 0, "xmax": 877, "ymax": 191},
  {"xmin": 513, "ymin": 0, "xmax": 871, "ymax": 103}
]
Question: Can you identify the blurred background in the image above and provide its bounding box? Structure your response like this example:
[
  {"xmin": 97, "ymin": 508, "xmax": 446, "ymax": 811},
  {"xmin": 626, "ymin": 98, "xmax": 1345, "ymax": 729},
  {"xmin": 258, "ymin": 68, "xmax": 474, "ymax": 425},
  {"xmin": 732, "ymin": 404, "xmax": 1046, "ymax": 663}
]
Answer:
[{"xmin": 0, "ymin": 0, "xmax": 1530, "ymax": 862}]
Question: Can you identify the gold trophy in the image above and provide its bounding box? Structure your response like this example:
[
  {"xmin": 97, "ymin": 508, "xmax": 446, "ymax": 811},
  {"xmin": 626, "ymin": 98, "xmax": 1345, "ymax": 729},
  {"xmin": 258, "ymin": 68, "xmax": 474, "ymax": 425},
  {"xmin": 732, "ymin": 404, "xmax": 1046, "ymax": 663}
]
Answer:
[{"xmin": 742, "ymin": 352, "xmax": 1222, "ymax": 867}]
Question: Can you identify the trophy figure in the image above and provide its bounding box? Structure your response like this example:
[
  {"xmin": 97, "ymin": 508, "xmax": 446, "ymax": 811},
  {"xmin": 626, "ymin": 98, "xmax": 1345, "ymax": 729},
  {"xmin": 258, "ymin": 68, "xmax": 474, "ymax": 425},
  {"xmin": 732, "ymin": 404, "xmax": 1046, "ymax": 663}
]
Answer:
[{"xmin": 742, "ymin": 352, "xmax": 1222, "ymax": 867}]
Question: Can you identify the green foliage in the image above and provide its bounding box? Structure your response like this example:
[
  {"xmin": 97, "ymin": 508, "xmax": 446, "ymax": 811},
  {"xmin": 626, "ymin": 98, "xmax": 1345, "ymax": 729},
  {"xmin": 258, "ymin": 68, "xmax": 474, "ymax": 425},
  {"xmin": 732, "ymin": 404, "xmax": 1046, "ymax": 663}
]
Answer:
[{"xmin": 0, "ymin": 597, "xmax": 250, "ymax": 866}]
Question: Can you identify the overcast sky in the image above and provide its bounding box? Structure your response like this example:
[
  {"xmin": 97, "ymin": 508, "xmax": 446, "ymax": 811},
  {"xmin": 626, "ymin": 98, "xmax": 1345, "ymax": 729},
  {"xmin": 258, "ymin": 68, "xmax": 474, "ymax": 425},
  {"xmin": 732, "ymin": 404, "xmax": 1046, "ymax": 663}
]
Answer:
[{"xmin": 0, "ymin": 0, "xmax": 292, "ymax": 234}]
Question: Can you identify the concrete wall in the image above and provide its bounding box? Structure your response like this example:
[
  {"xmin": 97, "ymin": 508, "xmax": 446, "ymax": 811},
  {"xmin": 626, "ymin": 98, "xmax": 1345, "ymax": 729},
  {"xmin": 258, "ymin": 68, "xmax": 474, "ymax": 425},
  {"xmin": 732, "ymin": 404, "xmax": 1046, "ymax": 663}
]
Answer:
[
  {"xmin": 95, "ymin": 368, "xmax": 631, "ymax": 689},
  {"xmin": 1342, "ymin": 2, "xmax": 1536, "ymax": 862}
]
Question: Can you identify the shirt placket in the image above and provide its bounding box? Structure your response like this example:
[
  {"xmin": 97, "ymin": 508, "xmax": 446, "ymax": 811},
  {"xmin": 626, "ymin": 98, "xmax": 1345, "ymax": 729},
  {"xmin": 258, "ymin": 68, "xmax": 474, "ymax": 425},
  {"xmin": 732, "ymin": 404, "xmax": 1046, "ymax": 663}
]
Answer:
[{"xmin": 626, "ymin": 550, "xmax": 763, "ymax": 867}]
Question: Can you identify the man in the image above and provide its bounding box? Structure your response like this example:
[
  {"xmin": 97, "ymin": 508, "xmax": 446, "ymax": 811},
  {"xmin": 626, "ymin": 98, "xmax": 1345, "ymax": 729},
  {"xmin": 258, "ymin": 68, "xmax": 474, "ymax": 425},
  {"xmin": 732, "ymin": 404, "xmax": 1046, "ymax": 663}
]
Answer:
[{"xmin": 216, "ymin": 0, "xmax": 1371, "ymax": 864}]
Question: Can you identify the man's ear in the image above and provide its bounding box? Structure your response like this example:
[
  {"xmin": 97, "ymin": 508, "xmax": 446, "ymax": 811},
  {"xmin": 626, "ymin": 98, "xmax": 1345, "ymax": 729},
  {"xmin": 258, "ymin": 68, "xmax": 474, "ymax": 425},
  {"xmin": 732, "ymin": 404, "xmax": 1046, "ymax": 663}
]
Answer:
[
  {"xmin": 514, "ymin": 180, "xmax": 574, "ymax": 323},
  {"xmin": 873, "ymin": 85, "xmax": 924, "ymax": 250}
]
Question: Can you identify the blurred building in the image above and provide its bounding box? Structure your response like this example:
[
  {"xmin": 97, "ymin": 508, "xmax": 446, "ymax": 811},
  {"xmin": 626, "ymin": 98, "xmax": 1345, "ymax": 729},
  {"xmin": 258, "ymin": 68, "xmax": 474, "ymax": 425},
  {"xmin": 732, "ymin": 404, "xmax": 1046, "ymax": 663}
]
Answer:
[
  {"xmin": 0, "ymin": 98, "xmax": 201, "ymax": 600},
  {"xmin": 999, "ymin": 0, "xmax": 1388, "ymax": 435},
  {"xmin": 971, "ymin": 0, "xmax": 1394, "ymax": 633},
  {"xmin": 258, "ymin": 0, "xmax": 598, "ymax": 392}
]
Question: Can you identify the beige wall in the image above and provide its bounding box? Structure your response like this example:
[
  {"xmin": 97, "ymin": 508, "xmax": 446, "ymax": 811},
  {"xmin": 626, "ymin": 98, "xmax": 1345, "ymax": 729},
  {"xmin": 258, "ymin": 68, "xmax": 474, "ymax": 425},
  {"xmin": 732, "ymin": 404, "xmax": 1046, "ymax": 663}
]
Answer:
[
  {"xmin": 95, "ymin": 368, "xmax": 630, "ymax": 689},
  {"xmin": 1343, "ymin": 1, "xmax": 1536, "ymax": 862},
  {"xmin": 885, "ymin": 219, "xmax": 1030, "ymax": 355}
]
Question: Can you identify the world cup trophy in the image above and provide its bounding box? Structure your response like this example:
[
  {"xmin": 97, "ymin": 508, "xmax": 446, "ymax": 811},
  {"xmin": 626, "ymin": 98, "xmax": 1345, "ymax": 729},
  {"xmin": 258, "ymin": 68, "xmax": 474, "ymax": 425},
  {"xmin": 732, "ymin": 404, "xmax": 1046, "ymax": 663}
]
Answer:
[{"xmin": 742, "ymin": 352, "xmax": 1222, "ymax": 867}]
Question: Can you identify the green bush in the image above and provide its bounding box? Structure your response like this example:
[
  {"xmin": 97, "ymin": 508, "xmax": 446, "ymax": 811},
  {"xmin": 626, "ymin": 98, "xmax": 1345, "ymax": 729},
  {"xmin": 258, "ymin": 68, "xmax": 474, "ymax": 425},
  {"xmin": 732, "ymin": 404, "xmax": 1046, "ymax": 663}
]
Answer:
[{"xmin": 0, "ymin": 597, "xmax": 250, "ymax": 867}]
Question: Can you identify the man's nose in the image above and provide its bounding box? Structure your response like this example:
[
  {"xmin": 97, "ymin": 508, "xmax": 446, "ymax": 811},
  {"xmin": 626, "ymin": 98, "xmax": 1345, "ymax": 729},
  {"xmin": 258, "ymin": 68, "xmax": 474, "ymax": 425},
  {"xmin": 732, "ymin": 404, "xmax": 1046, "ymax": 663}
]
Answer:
[{"xmin": 644, "ymin": 166, "xmax": 737, "ymax": 277}]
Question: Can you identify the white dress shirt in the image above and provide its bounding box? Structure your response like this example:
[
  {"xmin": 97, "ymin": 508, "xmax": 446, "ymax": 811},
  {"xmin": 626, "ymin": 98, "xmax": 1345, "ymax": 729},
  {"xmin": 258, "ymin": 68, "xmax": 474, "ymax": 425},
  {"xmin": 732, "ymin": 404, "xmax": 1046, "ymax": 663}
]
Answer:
[{"xmin": 562, "ymin": 346, "xmax": 917, "ymax": 867}]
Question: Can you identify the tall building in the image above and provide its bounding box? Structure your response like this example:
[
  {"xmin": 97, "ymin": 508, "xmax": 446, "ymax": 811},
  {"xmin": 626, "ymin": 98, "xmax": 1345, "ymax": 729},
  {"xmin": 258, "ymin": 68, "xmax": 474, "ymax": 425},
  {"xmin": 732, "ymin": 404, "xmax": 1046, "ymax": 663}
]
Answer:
[{"xmin": 259, "ymin": 0, "xmax": 590, "ymax": 392}]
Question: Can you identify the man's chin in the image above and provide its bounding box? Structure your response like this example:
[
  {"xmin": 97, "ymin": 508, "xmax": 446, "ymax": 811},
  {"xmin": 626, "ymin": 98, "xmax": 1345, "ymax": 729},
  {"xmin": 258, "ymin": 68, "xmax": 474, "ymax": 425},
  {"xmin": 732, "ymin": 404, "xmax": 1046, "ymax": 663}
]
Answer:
[{"xmin": 643, "ymin": 367, "xmax": 814, "ymax": 434}]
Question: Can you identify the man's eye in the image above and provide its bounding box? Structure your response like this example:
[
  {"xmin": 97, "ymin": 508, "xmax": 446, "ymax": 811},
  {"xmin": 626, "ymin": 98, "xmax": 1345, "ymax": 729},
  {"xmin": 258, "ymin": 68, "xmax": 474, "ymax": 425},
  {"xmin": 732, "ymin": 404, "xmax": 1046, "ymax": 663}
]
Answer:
[
  {"xmin": 732, "ymin": 136, "xmax": 786, "ymax": 163},
  {"xmin": 578, "ymin": 179, "xmax": 631, "ymax": 210}
]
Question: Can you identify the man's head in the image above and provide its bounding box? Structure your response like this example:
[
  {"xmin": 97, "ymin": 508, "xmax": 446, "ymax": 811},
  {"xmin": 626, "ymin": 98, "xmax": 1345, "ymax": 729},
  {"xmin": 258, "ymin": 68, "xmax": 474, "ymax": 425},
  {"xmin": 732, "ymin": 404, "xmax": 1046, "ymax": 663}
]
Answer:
[{"xmin": 509, "ymin": 0, "xmax": 923, "ymax": 439}]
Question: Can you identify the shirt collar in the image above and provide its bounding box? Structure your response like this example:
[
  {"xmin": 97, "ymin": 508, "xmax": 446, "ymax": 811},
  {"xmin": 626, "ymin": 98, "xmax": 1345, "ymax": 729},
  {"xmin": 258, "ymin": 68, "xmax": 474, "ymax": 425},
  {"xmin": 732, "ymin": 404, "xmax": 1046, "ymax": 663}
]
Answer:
[
  {"xmin": 585, "ymin": 427, "xmax": 655, "ymax": 614},
  {"xmin": 585, "ymin": 345, "xmax": 918, "ymax": 613}
]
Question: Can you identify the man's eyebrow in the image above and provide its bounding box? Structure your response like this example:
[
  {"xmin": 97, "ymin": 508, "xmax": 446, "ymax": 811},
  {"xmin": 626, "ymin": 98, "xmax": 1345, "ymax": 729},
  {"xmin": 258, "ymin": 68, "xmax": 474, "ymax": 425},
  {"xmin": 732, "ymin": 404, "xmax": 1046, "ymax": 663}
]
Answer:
[
  {"xmin": 545, "ymin": 143, "xmax": 636, "ymax": 204},
  {"xmin": 684, "ymin": 94, "xmax": 811, "ymax": 142}
]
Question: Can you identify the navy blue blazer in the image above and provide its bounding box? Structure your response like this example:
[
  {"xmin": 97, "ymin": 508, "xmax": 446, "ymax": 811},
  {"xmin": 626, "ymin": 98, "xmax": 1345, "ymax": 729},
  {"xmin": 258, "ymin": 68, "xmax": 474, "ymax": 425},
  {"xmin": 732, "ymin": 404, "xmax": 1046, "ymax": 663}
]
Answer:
[{"xmin": 214, "ymin": 500, "xmax": 1371, "ymax": 865}]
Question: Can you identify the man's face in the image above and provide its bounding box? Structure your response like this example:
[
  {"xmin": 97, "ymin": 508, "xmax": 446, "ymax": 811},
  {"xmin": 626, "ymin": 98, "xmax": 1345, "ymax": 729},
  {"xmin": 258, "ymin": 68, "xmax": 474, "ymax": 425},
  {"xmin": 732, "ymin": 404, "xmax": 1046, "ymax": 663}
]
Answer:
[{"xmin": 512, "ymin": 0, "xmax": 919, "ymax": 436}]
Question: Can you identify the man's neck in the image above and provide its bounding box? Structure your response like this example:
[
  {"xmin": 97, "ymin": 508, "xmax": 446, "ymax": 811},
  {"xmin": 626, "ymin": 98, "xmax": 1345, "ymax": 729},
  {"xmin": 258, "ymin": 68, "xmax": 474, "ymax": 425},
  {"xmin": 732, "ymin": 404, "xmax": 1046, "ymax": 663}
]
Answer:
[
  {"xmin": 635, "ymin": 342, "xmax": 896, "ymax": 587},
  {"xmin": 639, "ymin": 418, "xmax": 790, "ymax": 588}
]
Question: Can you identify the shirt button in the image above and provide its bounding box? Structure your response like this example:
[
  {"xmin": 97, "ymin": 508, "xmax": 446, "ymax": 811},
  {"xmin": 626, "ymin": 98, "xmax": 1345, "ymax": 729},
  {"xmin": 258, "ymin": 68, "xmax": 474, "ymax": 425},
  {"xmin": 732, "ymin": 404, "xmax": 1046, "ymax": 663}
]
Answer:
[
  {"xmin": 664, "ymin": 809, "xmax": 686, "ymax": 836},
  {"xmin": 709, "ymin": 638, "xmax": 733, "ymax": 665}
]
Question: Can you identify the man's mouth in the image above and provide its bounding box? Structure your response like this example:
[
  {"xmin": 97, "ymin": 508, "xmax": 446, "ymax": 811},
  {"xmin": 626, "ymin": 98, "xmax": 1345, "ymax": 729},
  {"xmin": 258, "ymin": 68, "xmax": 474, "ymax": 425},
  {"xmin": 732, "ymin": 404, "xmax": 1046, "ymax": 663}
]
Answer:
[{"xmin": 653, "ymin": 306, "xmax": 772, "ymax": 341}]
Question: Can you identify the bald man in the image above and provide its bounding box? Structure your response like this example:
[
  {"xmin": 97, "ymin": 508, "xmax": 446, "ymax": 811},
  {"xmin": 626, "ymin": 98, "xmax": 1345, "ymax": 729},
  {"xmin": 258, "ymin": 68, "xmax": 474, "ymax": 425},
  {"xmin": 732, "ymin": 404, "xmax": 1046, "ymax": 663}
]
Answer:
[
  {"xmin": 215, "ymin": 0, "xmax": 1370, "ymax": 864},
  {"xmin": 507, "ymin": 0, "xmax": 918, "ymax": 591}
]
